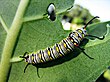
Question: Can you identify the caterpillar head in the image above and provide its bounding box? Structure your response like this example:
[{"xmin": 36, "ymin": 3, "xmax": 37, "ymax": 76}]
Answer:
[
  {"xmin": 20, "ymin": 52, "xmax": 28, "ymax": 61},
  {"xmin": 20, "ymin": 52, "xmax": 32, "ymax": 63},
  {"xmin": 20, "ymin": 52, "xmax": 31, "ymax": 73},
  {"xmin": 77, "ymin": 16, "xmax": 100, "ymax": 38}
]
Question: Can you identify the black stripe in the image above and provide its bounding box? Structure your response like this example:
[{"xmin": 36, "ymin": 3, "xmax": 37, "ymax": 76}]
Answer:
[
  {"xmin": 39, "ymin": 50, "xmax": 45, "ymax": 62},
  {"xmin": 52, "ymin": 44, "xmax": 59, "ymax": 59},
  {"xmin": 32, "ymin": 54, "xmax": 36, "ymax": 63},
  {"xmin": 34, "ymin": 54, "xmax": 37, "ymax": 63},
  {"xmin": 69, "ymin": 32, "xmax": 79, "ymax": 44},
  {"xmin": 63, "ymin": 39, "xmax": 71, "ymax": 51},
  {"xmin": 62, "ymin": 40, "xmax": 68, "ymax": 50},
  {"xmin": 41, "ymin": 50, "xmax": 46, "ymax": 62},
  {"xmin": 35, "ymin": 53, "xmax": 40, "ymax": 63},
  {"xmin": 49, "ymin": 47, "xmax": 56, "ymax": 59},
  {"xmin": 56, "ymin": 43, "xmax": 63, "ymax": 56},
  {"xmin": 73, "ymin": 36, "xmax": 79, "ymax": 44},
  {"xmin": 76, "ymin": 31, "xmax": 82, "ymax": 38},
  {"xmin": 60, "ymin": 41, "xmax": 69, "ymax": 54},
  {"xmin": 65, "ymin": 39, "xmax": 73, "ymax": 51},
  {"xmin": 47, "ymin": 47, "xmax": 55, "ymax": 60},
  {"xmin": 65, "ymin": 38, "xmax": 74, "ymax": 50},
  {"xmin": 58, "ymin": 43, "xmax": 65, "ymax": 55}
]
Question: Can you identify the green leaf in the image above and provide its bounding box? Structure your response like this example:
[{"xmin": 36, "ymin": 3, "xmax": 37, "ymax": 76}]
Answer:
[{"xmin": 0, "ymin": 0, "xmax": 110, "ymax": 82}]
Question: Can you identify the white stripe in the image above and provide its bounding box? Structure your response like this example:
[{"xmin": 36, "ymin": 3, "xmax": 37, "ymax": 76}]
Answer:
[{"xmin": 49, "ymin": 47, "xmax": 56, "ymax": 59}]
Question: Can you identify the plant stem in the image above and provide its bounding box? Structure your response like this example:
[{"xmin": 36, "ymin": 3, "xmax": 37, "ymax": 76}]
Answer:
[{"xmin": 0, "ymin": 0, "xmax": 29, "ymax": 82}]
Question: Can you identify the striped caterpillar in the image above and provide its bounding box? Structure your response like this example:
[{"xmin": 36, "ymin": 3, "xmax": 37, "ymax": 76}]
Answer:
[{"xmin": 20, "ymin": 16, "xmax": 104, "ymax": 75}]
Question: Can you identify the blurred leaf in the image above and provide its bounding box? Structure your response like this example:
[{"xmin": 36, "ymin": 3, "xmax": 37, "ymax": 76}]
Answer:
[
  {"xmin": 64, "ymin": 4, "xmax": 100, "ymax": 25},
  {"xmin": 72, "ymin": 17, "xmax": 84, "ymax": 24}
]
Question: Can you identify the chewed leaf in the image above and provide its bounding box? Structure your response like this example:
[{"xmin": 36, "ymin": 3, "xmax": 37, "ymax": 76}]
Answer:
[{"xmin": 86, "ymin": 23, "xmax": 110, "ymax": 48}]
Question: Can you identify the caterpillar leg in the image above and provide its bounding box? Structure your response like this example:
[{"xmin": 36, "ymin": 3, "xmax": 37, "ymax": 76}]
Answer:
[
  {"xmin": 87, "ymin": 34, "xmax": 105, "ymax": 40},
  {"xmin": 77, "ymin": 46, "xmax": 94, "ymax": 59},
  {"xmin": 23, "ymin": 63, "xmax": 40, "ymax": 78},
  {"xmin": 37, "ymin": 67, "xmax": 40, "ymax": 78},
  {"xmin": 24, "ymin": 63, "xmax": 30, "ymax": 73}
]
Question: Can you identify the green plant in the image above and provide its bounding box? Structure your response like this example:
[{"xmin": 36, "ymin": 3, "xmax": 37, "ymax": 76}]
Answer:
[{"xmin": 0, "ymin": 0, "xmax": 110, "ymax": 82}]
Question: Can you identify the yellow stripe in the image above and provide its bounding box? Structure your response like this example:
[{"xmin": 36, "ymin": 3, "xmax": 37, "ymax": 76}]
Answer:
[
  {"xmin": 40, "ymin": 60, "xmax": 44, "ymax": 63},
  {"xmin": 56, "ymin": 46, "xmax": 59, "ymax": 52},
  {"xmin": 32, "ymin": 56, "xmax": 35, "ymax": 64},
  {"xmin": 67, "ymin": 49, "xmax": 70, "ymax": 52},
  {"xmin": 49, "ymin": 57, "xmax": 53, "ymax": 60},
  {"xmin": 47, "ymin": 49, "xmax": 53, "ymax": 60},
  {"xmin": 74, "ymin": 43, "xmax": 77, "ymax": 46},
  {"xmin": 64, "ymin": 43, "xmax": 67, "ymax": 48},
  {"xmin": 48, "ymin": 50, "xmax": 50, "ymax": 55},
  {"xmin": 82, "ymin": 34, "xmax": 84, "ymax": 37},
  {"xmin": 78, "ymin": 29, "xmax": 83, "ymax": 33},
  {"xmin": 75, "ymin": 32, "xmax": 78, "ymax": 37},
  {"xmin": 39, "ymin": 53, "xmax": 41, "ymax": 59},
  {"xmin": 32, "ymin": 62, "xmax": 35, "ymax": 64},
  {"xmin": 70, "ymin": 39, "xmax": 73, "ymax": 42},
  {"xmin": 38, "ymin": 53, "xmax": 44, "ymax": 63},
  {"xmin": 32, "ymin": 56, "xmax": 34, "ymax": 60},
  {"xmin": 59, "ymin": 54, "xmax": 63, "ymax": 57}
]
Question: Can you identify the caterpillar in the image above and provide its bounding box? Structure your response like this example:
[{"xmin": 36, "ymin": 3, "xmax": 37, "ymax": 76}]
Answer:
[
  {"xmin": 47, "ymin": 3, "xmax": 56, "ymax": 21},
  {"xmin": 20, "ymin": 16, "xmax": 104, "ymax": 74}
]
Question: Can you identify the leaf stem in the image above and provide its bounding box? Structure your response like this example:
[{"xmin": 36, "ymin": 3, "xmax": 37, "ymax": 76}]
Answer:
[
  {"xmin": 23, "ymin": 15, "xmax": 45, "ymax": 22},
  {"xmin": 23, "ymin": 10, "xmax": 67, "ymax": 22},
  {"xmin": 0, "ymin": 0, "xmax": 29, "ymax": 82},
  {"xmin": 0, "ymin": 15, "xmax": 9, "ymax": 33}
]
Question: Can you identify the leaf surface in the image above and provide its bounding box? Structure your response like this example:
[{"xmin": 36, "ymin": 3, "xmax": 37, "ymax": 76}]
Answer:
[{"xmin": 0, "ymin": 0, "xmax": 110, "ymax": 82}]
